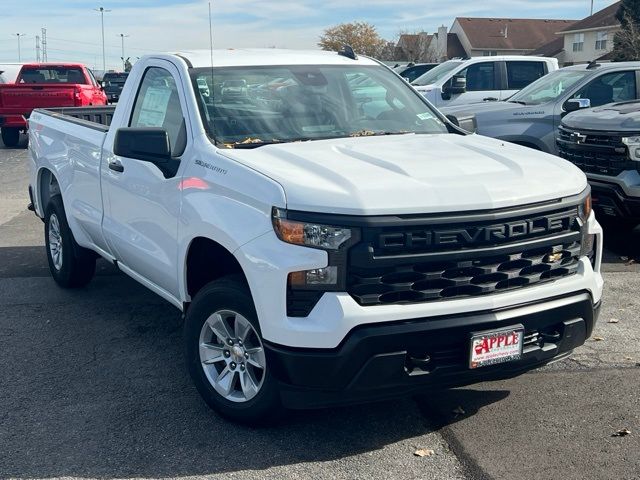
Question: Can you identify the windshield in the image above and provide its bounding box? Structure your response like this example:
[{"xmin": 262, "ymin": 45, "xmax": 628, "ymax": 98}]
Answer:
[
  {"xmin": 412, "ymin": 61, "xmax": 463, "ymax": 86},
  {"xmin": 509, "ymin": 69, "xmax": 590, "ymax": 105},
  {"xmin": 191, "ymin": 65, "xmax": 448, "ymax": 148},
  {"xmin": 103, "ymin": 74, "xmax": 127, "ymax": 85},
  {"xmin": 19, "ymin": 66, "xmax": 86, "ymax": 84}
]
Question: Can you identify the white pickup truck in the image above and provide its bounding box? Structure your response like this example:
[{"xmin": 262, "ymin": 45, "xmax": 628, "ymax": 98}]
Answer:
[{"xmin": 29, "ymin": 49, "xmax": 603, "ymax": 424}]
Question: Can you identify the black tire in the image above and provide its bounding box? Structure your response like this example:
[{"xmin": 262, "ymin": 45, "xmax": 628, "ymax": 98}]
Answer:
[
  {"xmin": 44, "ymin": 195, "xmax": 96, "ymax": 288},
  {"xmin": 1, "ymin": 128, "xmax": 20, "ymax": 148},
  {"xmin": 184, "ymin": 277, "xmax": 283, "ymax": 425}
]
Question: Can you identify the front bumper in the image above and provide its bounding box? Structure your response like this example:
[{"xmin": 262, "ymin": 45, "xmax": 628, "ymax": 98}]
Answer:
[
  {"xmin": 267, "ymin": 293, "xmax": 600, "ymax": 409},
  {"xmin": 590, "ymin": 178, "xmax": 640, "ymax": 220}
]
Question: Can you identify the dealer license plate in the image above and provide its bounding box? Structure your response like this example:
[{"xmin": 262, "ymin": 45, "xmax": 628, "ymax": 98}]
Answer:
[{"xmin": 469, "ymin": 326, "xmax": 524, "ymax": 369}]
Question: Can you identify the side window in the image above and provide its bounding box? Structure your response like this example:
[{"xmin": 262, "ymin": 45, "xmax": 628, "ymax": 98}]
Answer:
[
  {"xmin": 88, "ymin": 69, "xmax": 101, "ymax": 87},
  {"xmin": 458, "ymin": 62, "xmax": 495, "ymax": 91},
  {"xmin": 506, "ymin": 61, "xmax": 546, "ymax": 90},
  {"xmin": 130, "ymin": 67, "xmax": 187, "ymax": 157},
  {"xmin": 573, "ymin": 71, "xmax": 637, "ymax": 108}
]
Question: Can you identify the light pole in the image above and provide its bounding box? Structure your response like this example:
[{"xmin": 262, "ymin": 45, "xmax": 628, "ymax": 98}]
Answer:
[
  {"xmin": 118, "ymin": 33, "xmax": 129, "ymax": 71},
  {"xmin": 13, "ymin": 33, "xmax": 26, "ymax": 62},
  {"xmin": 94, "ymin": 7, "xmax": 111, "ymax": 73}
]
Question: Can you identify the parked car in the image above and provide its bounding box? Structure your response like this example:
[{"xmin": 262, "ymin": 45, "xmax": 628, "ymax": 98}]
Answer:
[
  {"xmin": 0, "ymin": 63, "xmax": 107, "ymax": 147},
  {"xmin": 441, "ymin": 62, "xmax": 640, "ymax": 155},
  {"xmin": 558, "ymin": 100, "xmax": 640, "ymax": 225},
  {"xmin": 28, "ymin": 49, "xmax": 602, "ymax": 424},
  {"xmin": 397, "ymin": 63, "xmax": 438, "ymax": 83},
  {"xmin": 102, "ymin": 72, "xmax": 129, "ymax": 103},
  {"xmin": 411, "ymin": 56, "xmax": 558, "ymax": 108},
  {"xmin": 220, "ymin": 79, "xmax": 247, "ymax": 101}
]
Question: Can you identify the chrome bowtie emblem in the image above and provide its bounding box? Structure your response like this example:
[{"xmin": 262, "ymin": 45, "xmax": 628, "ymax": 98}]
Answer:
[
  {"xmin": 570, "ymin": 132, "xmax": 588, "ymax": 144},
  {"xmin": 544, "ymin": 252, "xmax": 564, "ymax": 263}
]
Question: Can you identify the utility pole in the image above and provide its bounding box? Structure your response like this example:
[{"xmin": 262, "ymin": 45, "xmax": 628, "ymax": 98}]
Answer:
[
  {"xmin": 41, "ymin": 28, "xmax": 47, "ymax": 62},
  {"xmin": 591, "ymin": 0, "xmax": 594, "ymax": 15},
  {"xmin": 94, "ymin": 7, "xmax": 111, "ymax": 73},
  {"xmin": 118, "ymin": 33, "xmax": 129, "ymax": 71},
  {"xmin": 36, "ymin": 35, "xmax": 41, "ymax": 62},
  {"xmin": 13, "ymin": 33, "xmax": 26, "ymax": 62}
]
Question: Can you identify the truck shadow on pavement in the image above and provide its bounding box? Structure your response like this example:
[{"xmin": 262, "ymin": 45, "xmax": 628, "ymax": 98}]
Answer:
[{"xmin": 0, "ymin": 253, "xmax": 508, "ymax": 478}]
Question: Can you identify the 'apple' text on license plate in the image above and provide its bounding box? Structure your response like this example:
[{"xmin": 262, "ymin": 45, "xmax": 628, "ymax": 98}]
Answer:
[{"xmin": 470, "ymin": 327, "xmax": 524, "ymax": 369}]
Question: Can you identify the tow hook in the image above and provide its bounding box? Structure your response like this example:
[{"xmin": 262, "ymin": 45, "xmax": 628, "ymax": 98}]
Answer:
[{"xmin": 405, "ymin": 354, "xmax": 432, "ymax": 376}]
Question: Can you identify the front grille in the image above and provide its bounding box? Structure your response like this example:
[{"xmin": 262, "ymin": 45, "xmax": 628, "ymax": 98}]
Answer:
[
  {"xmin": 557, "ymin": 126, "xmax": 638, "ymax": 176},
  {"xmin": 348, "ymin": 242, "xmax": 580, "ymax": 306},
  {"xmin": 346, "ymin": 204, "xmax": 583, "ymax": 307}
]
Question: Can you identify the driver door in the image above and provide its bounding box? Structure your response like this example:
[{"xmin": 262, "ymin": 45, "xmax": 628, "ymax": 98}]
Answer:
[{"xmin": 101, "ymin": 61, "xmax": 189, "ymax": 300}]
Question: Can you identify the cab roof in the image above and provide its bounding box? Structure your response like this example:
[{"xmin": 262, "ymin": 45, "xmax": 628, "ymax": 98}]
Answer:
[{"xmin": 166, "ymin": 49, "xmax": 381, "ymax": 68}]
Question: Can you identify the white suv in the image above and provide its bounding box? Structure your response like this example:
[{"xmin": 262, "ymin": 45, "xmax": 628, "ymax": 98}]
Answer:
[{"xmin": 412, "ymin": 56, "xmax": 558, "ymax": 108}]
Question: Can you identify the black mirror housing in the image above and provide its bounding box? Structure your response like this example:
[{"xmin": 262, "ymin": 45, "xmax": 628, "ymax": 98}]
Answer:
[
  {"xmin": 114, "ymin": 127, "xmax": 172, "ymax": 163},
  {"xmin": 443, "ymin": 74, "xmax": 467, "ymax": 96},
  {"xmin": 113, "ymin": 128, "xmax": 178, "ymax": 178},
  {"xmin": 446, "ymin": 113, "xmax": 477, "ymax": 134},
  {"xmin": 564, "ymin": 98, "xmax": 591, "ymax": 113}
]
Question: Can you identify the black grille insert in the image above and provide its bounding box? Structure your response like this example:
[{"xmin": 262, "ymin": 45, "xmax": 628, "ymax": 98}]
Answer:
[
  {"xmin": 557, "ymin": 126, "xmax": 639, "ymax": 176},
  {"xmin": 348, "ymin": 242, "xmax": 581, "ymax": 306}
]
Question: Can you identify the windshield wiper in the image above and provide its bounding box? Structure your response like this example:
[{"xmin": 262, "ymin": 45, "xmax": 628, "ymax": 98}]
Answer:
[{"xmin": 349, "ymin": 130, "xmax": 410, "ymax": 137}]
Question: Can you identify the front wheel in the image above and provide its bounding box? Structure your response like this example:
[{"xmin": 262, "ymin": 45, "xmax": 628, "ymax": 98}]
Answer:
[
  {"xmin": 1, "ymin": 128, "xmax": 20, "ymax": 148},
  {"xmin": 184, "ymin": 277, "xmax": 283, "ymax": 425},
  {"xmin": 45, "ymin": 196, "xmax": 96, "ymax": 288}
]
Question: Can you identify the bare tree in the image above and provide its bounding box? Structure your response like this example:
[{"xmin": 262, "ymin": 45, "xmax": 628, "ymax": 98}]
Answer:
[
  {"xmin": 613, "ymin": 2, "xmax": 640, "ymax": 61},
  {"xmin": 318, "ymin": 22, "xmax": 387, "ymax": 58}
]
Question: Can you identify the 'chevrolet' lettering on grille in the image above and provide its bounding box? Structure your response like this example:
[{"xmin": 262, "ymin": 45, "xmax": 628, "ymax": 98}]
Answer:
[{"xmin": 379, "ymin": 212, "xmax": 576, "ymax": 249}]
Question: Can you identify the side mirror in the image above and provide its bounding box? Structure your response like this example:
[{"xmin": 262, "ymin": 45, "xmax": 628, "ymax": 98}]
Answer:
[
  {"xmin": 443, "ymin": 74, "xmax": 467, "ymax": 97},
  {"xmin": 446, "ymin": 113, "xmax": 477, "ymax": 134},
  {"xmin": 114, "ymin": 127, "xmax": 177, "ymax": 177},
  {"xmin": 564, "ymin": 98, "xmax": 591, "ymax": 113}
]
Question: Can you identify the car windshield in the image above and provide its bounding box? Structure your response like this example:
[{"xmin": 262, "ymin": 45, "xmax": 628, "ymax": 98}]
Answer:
[
  {"xmin": 19, "ymin": 66, "xmax": 86, "ymax": 84},
  {"xmin": 412, "ymin": 61, "xmax": 463, "ymax": 86},
  {"xmin": 104, "ymin": 74, "xmax": 127, "ymax": 85},
  {"xmin": 509, "ymin": 69, "xmax": 591, "ymax": 105},
  {"xmin": 191, "ymin": 65, "xmax": 448, "ymax": 148}
]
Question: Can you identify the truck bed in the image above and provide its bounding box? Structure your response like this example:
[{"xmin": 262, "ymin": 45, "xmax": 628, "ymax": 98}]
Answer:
[{"xmin": 34, "ymin": 106, "xmax": 116, "ymax": 132}]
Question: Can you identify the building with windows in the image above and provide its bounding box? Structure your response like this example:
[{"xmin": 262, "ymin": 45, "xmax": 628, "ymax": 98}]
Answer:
[
  {"xmin": 530, "ymin": 2, "xmax": 621, "ymax": 65},
  {"xmin": 559, "ymin": 2, "xmax": 620, "ymax": 64}
]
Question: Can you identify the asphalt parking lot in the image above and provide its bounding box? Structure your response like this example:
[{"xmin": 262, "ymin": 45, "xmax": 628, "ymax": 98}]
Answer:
[{"xmin": 1, "ymin": 138, "xmax": 639, "ymax": 480}]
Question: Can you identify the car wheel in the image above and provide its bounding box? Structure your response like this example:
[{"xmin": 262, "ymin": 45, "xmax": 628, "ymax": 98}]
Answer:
[
  {"xmin": 1, "ymin": 128, "xmax": 20, "ymax": 148},
  {"xmin": 184, "ymin": 277, "xmax": 283, "ymax": 425},
  {"xmin": 45, "ymin": 195, "xmax": 96, "ymax": 288}
]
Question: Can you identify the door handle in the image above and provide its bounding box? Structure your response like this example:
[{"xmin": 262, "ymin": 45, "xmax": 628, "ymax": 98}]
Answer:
[{"xmin": 108, "ymin": 159, "xmax": 124, "ymax": 172}]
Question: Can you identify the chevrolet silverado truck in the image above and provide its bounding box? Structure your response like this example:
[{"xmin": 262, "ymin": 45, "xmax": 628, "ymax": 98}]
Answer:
[
  {"xmin": 28, "ymin": 49, "xmax": 603, "ymax": 423},
  {"xmin": 0, "ymin": 63, "xmax": 107, "ymax": 147},
  {"xmin": 558, "ymin": 101, "xmax": 640, "ymax": 226}
]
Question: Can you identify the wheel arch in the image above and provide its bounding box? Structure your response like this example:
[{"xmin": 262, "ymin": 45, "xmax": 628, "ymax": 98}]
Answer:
[
  {"xmin": 36, "ymin": 168, "xmax": 61, "ymax": 217},
  {"xmin": 183, "ymin": 236, "xmax": 251, "ymax": 308}
]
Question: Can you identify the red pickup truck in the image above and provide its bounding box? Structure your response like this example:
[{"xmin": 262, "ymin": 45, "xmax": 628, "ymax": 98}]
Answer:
[{"xmin": 0, "ymin": 63, "xmax": 107, "ymax": 147}]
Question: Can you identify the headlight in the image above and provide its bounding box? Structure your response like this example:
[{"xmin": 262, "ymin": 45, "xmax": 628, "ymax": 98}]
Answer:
[
  {"xmin": 272, "ymin": 208, "xmax": 353, "ymax": 250},
  {"xmin": 622, "ymin": 136, "xmax": 640, "ymax": 161},
  {"xmin": 578, "ymin": 193, "xmax": 592, "ymax": 222},
  {"xmin": 578, "ymin": 193, "xmax": 595, "ymax": 259}
]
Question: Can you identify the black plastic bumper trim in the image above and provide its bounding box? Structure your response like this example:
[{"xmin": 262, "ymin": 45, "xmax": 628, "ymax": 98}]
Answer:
[
  {"xmin": 265, "ymin": 292, "xmax": 599, "ymax": 409},
  {"xmin": 590, "ymin": 180, "xmax": 640, "ymax": 219}
]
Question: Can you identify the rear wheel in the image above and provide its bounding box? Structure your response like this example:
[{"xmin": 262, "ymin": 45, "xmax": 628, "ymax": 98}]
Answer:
[
  {"xmin": 1, "ymin": 128, "xmax": 19, "ymax": 148},
  {"xmin": 184, "ymin": 277, "xmax": 283, "ymax": 425},
  {"xmin": 45, "ymin": 195, "xmax": 96, "ymax": 288}
]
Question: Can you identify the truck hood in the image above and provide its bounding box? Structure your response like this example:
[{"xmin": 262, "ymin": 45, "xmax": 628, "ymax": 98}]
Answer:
[
  {"xmin": 221, "ymin": 134, "xmax": 587, "ymax": 216},
  {"xmin": 562, "ymin": 101, "xmax": 640, "ymax": 132}
]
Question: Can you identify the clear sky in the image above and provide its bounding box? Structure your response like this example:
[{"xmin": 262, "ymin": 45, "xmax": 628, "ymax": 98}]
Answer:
[{"xmin": 0, "ymin": 0, "xmax": 619, "ymax": 70}]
